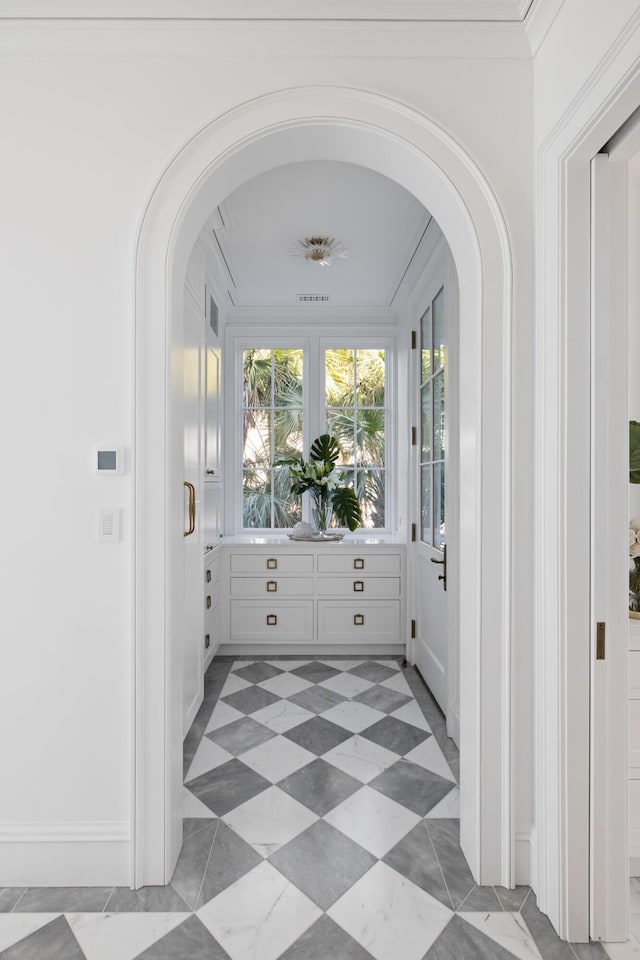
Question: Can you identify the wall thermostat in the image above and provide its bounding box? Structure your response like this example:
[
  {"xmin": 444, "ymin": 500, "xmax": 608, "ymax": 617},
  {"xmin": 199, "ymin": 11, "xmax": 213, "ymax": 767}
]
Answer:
[{"xmin": 96, "ymin": 448, "xmax": 123, "ymax": 474}]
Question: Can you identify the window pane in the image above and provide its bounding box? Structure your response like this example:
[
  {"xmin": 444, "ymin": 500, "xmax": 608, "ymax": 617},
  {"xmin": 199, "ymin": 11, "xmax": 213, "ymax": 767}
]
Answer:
[
  {"xmin": 434, "ymin": 462, "xmax": 445, "ymax": 549},
  {"xmin": 243, "ymin": 468, "xmax": 272, "ymax": 528},
  {"xmin": 272, "ymin": 465, "xmax": 302, "ymax": 528},
  {"xmin": 359, "ymin": 468, "xmax": 385, "ymax": 529},
  {"xmin": 421, "ymin": 307, "xmax": 431, "ymax": 381},
  {"xmin": 421, "ymin": 383, "xmax": 431, "ymax": 459},
  {"xmin": 421, "ymin": 464, "xmax": 432, "ymax": 545},
  {"xmin": 356, "ymin": 349, "xmax": 385, "ymax": 407},
  {"xmin": 433, "ymin": 371, "xmax": 445, "ymax": 461},
  {"xmin": 325, "ymin": 348, "xmax": 355, "ymax": 406},
  {"xmin": 243, "ymin": 349, "xmax": 272, "ymax": 407},
  {"xmin": 274, "ymin": 409, "xmax": 303, "ymax": 459},
  {"xmin": 432, "ymin": 288, "xmax": 445, "ymax": 373},
  {"xmin": 356, "ymin": 408, "xmax": 385, "ymax": 466},
  {"xmin": 273, "ymin": 349, "xmax": 304, "ymax": 407},
  {"xmin": 326, "ymin": 409, "xmax": 354, "ymax": 464},
  {"xmin": 243, "ymin": 409, "xmax": 271, "ymax": 467}
]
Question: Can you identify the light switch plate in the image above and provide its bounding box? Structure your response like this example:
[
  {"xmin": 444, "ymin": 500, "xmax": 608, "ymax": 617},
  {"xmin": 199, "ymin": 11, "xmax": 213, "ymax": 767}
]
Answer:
[{"xmin": 98, "ymin": 508, "xmax": 120, "ymax": 542}]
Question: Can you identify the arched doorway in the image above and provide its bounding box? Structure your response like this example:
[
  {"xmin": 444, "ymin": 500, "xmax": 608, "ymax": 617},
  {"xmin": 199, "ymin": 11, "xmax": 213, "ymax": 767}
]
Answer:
[{"xmin": 133, "ymin": 86, "xmax": 514, "ymax": 889}]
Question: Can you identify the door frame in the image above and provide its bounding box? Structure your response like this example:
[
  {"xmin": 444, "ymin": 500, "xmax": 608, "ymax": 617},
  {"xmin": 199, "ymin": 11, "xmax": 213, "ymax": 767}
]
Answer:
[{"xmin": 132, "ymin": 86, "xmax": 516, "ymax": 888}]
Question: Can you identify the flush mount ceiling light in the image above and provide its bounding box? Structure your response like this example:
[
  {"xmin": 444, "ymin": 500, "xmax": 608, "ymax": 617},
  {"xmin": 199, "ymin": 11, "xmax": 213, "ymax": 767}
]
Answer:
[{"xmin": 291, "ymin": 236, "xmax": 347, "ymax": 267}]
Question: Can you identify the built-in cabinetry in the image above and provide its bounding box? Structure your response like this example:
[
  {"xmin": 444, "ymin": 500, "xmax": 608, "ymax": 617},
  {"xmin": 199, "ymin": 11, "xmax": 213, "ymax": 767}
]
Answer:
[
  {"xmin": 630, "ymin": 619, "xmax": 640, "ymax": 875},
  {"xmin": 220, "ymin": 540, "xmax": 406, "ymax": 654}
]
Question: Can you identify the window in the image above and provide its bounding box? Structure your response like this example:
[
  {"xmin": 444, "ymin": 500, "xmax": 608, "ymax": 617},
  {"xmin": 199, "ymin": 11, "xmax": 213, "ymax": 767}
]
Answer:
[
  {"xmin": 242, "ymin": 348, "xmax": 304, "ymax": 529},
  {"xmin": 420, "ymin": 288, "xmax": 446, "ymax": 548},
  {"xmin": 237, "ymin": 338, "xmax": 391, "ymax": 532}
]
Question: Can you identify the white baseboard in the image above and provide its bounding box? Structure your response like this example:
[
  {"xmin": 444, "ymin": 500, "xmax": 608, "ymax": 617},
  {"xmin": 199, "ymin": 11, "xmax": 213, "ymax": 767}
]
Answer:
[
  {"xmin": 0, "ymin": 822, "xmax": 130, "ymax": 886},
  {"xmin": 218, "ymin": 643, "xmax": 405, "ymax": 656},
  {"xmin": 184, "ymin": 688, "xmax": 203, "ymax": 736},
  {"xmin": 516, "ymin": 824, "xmax": 537, "ymax": 887},
  {"xmin": 447, "ymin": 699, "xmax": 460, "ymax": 747}
]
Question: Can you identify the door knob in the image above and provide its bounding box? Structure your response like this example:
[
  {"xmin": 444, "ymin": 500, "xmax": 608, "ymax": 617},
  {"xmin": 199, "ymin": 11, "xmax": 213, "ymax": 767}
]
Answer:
[{"xmin": 430, "ymin": 543, "xmax": 447, "ymax": 591}]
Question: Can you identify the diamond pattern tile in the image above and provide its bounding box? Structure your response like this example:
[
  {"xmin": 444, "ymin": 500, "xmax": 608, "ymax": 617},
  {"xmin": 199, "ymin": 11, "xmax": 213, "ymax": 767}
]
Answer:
[{"xmin": 3, "ymin": 657, "xmax": 532, "ymax": 960}]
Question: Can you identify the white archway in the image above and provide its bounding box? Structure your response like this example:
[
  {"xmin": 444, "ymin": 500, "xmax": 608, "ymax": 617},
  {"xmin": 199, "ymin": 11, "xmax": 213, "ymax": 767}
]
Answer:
[{"xmin": 133, "ymin": 86, "xmax": 514, "ymax": 888}]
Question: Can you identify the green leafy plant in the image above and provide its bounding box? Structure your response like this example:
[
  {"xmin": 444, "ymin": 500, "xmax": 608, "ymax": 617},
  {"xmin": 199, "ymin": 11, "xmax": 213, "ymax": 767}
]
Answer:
[
  {"xmin": 631, "ymin": 420, "xmax": 640, "ymax": 483},
  {"xmin": 280, "ymin": 434, "xmax": 362, "ymax": 532}
]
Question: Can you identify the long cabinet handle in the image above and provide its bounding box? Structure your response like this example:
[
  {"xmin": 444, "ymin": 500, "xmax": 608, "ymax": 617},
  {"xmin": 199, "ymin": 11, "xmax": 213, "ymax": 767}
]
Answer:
[{"xmin": 184, "ymin": 481, "xmax": 196, "ymax": 537}]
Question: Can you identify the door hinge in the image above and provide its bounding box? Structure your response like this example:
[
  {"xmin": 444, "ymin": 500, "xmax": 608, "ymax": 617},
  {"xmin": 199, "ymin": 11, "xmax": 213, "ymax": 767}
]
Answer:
[
  {"xmin": 411, "ymin": 522, "xmax": 417, "ymax": 542},
  {"xmin": 411, "ymin": 330, "xmax": 417, "ymax": 349},
  {"xmin": 411, "ymin": 426, "xmax": 417, "ymax": 446},
  {"xmin": 596, "ymin": 622, "xmax": 606, "ymax": 660},
  {"xmin": 411, "ymin": 618, "xmax": 416, "ymax": 639}
]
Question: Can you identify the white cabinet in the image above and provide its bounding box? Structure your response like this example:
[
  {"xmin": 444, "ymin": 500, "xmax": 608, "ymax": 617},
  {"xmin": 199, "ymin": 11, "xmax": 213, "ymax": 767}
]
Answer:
[
  {"xmin": 630, "ymin": 622, "xmax": 640, "ymax": 874},
  {"xmin": 220, "ymin": 541, "xmax": 405, "ymax": 653},
  {"xmin": 204, "ymin": 547, "xmax": 222, "ymax": 668},
  {"xmin": 204, "ymin": 345, "xmax": 222, "ymax": 479}
]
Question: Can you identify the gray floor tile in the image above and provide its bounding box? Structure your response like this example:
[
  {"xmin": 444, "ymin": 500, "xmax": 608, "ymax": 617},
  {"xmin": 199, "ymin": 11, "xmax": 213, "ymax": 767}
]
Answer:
[
  {"xmin": 269, "ymin": 820, "xmax": 376, "ymax": 910},
  {"xmin": 0, "ymin": 915, "xmax": 87, "ymax": 960},
  {"xmin": 494, "ymin": 885, "xmax": 531, "ymax": 911},
  {"xmin": 183, "ymin": 818, "xmax": 216, "ymax": 840},
  {"xmin": 170, "ymin": 819, "xmax": 218, "ymax": 909},
  {"xmin": 233, "ymin": 662, "xmax": 284, "ymax": 684},
  {"xmin": 206, "ymin": 716, "xmax": 277, "ymax": 755},
  {"xmin": 360, "ymin": 716, "xmax": 429, "ymax": 756},
  {"xmin": 283, "ymin": 716, "xmax": 353, "ymax": 756},
  {"xmin": 106, "ymin": 884, "xmax": 191, "ymax": 912},
  {"xmin": 353, "ymin": 684, "xmax": 412, "ymax": 714},
  {"xmin": 0, "ymin": 889, "xmax": 24, "ymax": 913},
  {"xmin": 290, "ymin": 662, "xmax": 342, "ymax": 683},
  {"xmin": 288, "ymin": 685, "xmax": 347, "ymax": 715},
  {"xmin": 426, "ymin": 822, "xmax": 476, "ymax": 909},
  {"xmin": 186, "ymin": 758, "xmax": 271, "ymax": 816},
  {"xmin": 458, "ymin": 885, "xmax": 504, "ymax": 911},
  {"xmin": 12, "ymin": 886, "xmax": 112, "ymax": 912},
  {"xmin": 134, "ymin": 914, "xmax": 231, "ymax": 959},
  {"xmin": 427, "ymin": 819, "xmax": 460, "ymax": 841},
  {"xmin": 220, "ymin": 685, "xmax": 281, "ymax": 716},
  {"xmin": 424, "ymin": 913, "xmax": 521, "ymax": 959},
  {"xmin": 197, "ymin": 820, "xmax": 262, "ymax": 907},
  {"xmin": 570, "ymin": 942, "xmax": 610, "ymax": 959},
  {"xmin": 348, "ymin": 661, "xmax": 398, "ymax": 683},
  {"xmin": 520, "ymin": 891, "xmax": 577, "ymax": 960},
  {"xmin": 383, "ymin": 822, "xmax": 453, "ymax": 910},
  {"xmin": 370, "ymin": 759, "xmax": 456, "ymax": 816},
  {"xmin": 278, "ymin": 914, "xmax": 374, "ymax": 960},
  {"xmin": 278, "ymin": 758, "xmax": 363, "ymax": 815}
]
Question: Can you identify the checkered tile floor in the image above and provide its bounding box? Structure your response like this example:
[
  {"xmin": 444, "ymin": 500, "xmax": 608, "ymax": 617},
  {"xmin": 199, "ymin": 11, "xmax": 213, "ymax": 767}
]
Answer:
[{"xmin": 0, "ymin": 657, "xmax": 610, "ymax": 959}]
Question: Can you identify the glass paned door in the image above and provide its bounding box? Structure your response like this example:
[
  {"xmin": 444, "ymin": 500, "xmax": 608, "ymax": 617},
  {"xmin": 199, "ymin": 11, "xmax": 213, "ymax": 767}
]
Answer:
[{"xmin": 420, "ymin": 288, "xmax": 446, "ymax": 548}]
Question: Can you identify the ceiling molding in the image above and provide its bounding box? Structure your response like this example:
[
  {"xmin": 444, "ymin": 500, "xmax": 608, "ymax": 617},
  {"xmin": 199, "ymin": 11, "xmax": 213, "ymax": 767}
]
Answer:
[
  {"xmin": 0, "ymin": 0, "xmax": 540, "ymax": 21},
  {"xmin": 523, "ymin": 0, "xmax": 565, "ymax": 55}
]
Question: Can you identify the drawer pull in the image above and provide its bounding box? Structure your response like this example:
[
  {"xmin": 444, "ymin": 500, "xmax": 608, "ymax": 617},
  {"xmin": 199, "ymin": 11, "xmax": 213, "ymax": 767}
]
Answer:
[
  {"xmin": 266, "ymin": 580, "xmax": 278, "ymax": 593},
  {"xmin": 206, "ymin": 595, "xmax": 212, "ymax": 609},
  {"xmin": 266, "ymin": 558, "xmax": 278, "ymax": 570},
  {"xmin": 354, "ymin": 558, "xmax": 365, "ymax": 570},
  {"xmin": 206, "ymin": 570, "xmax": 212, "ymax": 583},
  {"xmin": 266, "ymin": 614, "xmax": 278, "ymax": 626},
  {"xmin": 354, "ymin": 614, "xmax": 365, "ymax": 626},
  {"xmin": 354, "ymin": 580, "xmax": 365, "ymax": 592},
  {"xmin": 205, "ymin": 634, "xmax": 211, "ymax": 649}
]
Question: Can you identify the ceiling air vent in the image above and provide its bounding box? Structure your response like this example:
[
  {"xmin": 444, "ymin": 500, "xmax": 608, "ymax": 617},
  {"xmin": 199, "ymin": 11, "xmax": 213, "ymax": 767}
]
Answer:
[{"xmin": 297, "ymin": 294, "xmax": 330, "ymax": 303}]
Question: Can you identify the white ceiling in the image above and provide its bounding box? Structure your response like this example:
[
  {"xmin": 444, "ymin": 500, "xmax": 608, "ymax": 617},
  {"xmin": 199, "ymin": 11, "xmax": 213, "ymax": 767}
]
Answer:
[{"xmin": 210, "ymin": 160, "xmax": 430, "ymax": 310}]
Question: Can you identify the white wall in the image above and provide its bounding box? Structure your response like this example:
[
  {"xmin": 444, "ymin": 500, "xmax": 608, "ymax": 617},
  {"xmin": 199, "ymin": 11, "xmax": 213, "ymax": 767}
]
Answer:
[{"xmin": 0, "ymin": 20, "xmax": 534, "ymax": 883}]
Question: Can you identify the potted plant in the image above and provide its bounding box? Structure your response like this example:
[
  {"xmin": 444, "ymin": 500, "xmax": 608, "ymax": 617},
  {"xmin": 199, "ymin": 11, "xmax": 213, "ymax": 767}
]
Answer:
[{"xmin": 281, "ymin": 434, "xmax": 361, "ymax": 535}]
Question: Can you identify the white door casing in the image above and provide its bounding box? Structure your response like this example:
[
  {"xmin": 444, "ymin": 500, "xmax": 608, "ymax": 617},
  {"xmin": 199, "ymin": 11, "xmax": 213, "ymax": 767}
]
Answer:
[{"xmin": 133, "ymin": 87, "xmax": 514, "ymax": 888}]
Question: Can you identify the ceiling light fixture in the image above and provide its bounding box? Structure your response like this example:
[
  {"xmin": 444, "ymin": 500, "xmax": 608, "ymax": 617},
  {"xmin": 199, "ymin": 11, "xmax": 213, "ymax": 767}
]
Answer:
[{"xmin": 291, "ymin": 236, "xmax": 347, "ymax": 267}]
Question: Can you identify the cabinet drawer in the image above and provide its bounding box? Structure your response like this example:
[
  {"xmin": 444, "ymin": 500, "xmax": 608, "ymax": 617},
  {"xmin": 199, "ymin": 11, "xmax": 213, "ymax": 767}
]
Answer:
[
  {"xmin": 230, "ymin": 600, "xmax": 313, "ymax": 642},
  {"xmin": 630, "ymin": 651, "xmax": 640, "ymax": 697},
  {"xmin": 230, "ymin": 577, "xmax": 314, "ymax": 598},
  {"xmin": 317, "ymin": 600, "xmax": 400, "ymax": 643},
  {"xmin": 204, "ymin": 603, "xmax": 220, "ymax": 652},
  {"xmin": 316, "ymin": 553, "xmax": 401, "ymax": 574},
  {"xmin": 204, "ymin": 578, "xmax": 221, "ymax": 611},
  {"xmin": 230, "ymin": 553, "xmax": 314, "ymax": 574},
  {"xmin": 317, "ymin": 577, "xmax": 400, "ymax": 598}
]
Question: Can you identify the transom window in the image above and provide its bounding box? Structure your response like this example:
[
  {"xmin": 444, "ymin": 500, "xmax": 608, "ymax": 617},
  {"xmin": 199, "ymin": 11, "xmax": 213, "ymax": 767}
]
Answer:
[{"xmin": 420, "ymin": 288, "xmax": 446, "ymax": 548}]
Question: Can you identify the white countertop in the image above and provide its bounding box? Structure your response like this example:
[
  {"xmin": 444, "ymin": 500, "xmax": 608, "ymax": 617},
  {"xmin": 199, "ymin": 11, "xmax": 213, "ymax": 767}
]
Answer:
[{"xmin": 220, "ymin": 534, "xmax": 407, "ymax": 546}]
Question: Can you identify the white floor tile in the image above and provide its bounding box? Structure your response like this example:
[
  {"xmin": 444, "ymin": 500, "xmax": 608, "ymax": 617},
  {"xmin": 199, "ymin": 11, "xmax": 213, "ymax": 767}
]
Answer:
[
  {"xmin": 375, "ymin": 659, "xmax": 401, "ymax": 670},
  {"xmin": 68, "ymin": 912, "xmax": 189, "ymax": 960},
  {"xmin": 321, "ymin": 701, "xmax": 387, "ymax": 733},
  {"xmin": 390, "ymin": 700, "xmax": 431, "ymax": 732},
  {"xmin": 222, "ymin": 785, "xmax": 318, "ymax": 858},
  {"xmin": 265, "ymin": 660, "xmax": 309, "ymax": 672},
  {"xmin": 404, "ymin": 737, "xmax": 455, "ymax": 782},
  {"xmin": 320, "ymin": 673, "xmax": 374, "ymax": 698},
  {"xmin": 323, "ymin": 735, "xmax": 399, "ymax": 783},
  {"xmin": 240, "ymin": 734, "xmax": 315, "ymax": 782},
  {"xmin": 380, "ymin": 672, "xmax": 412, "ymax": 695},
  {"xmin": 321, "ymin": 660, "xmax": 371, "ymax": 671},
  {"xmin": 185, "ymin": 737, "xmax": 233, "ymax": 782},
  {"xmin": 605, "ymin": 940, "xmax": 640, "ymax": 959},
  {"xmin": 328, "ymin": 861, "xmax": 452, "ymax": 960},
  {"xmin": 324, "ymin": 785, "xmax": 420, "ymax": 857},
  {"xmin": 232, "ymin": 660, "xmax": 255, "ymax": 672},
  {"xmin": 631, "ymin": 878, "xmax": 640, "ymax": 916},
  {"xmin": 220, "ymin": 673, "xmax": 253, "ymax": 696},
  {"xmin": 197, "ymin": 861, "xmax": 322, "ymax": 960},
  {"xmin": 250, "ymin": 698, "xmax": 315, "ymax": 733},
  {"xmin": 183, "ymin": 786, "xmax": 217, "ymax": 819},
  {"xmin": 461, "ymin": 913, "xmax": 543, "ymax": 960},
  {"xmin": 205, "ymin": 701, "xmax": 245, "ymax": 733},
  {"xmin": 257, "ymin": 672, "xmax": 312, "ymax": 698},
  {"xmin": 425, "ymin": 786, "xmax": 460, "ymax": 819},
  {"xmin": 0, "ymin": 915, "xmax": 60, "ymax": 952}
]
